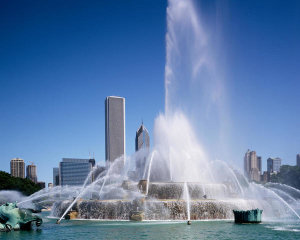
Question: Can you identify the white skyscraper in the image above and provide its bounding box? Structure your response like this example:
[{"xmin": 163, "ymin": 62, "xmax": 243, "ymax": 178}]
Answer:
[{"xmin": 105, "ymin": 96, "xmax": 125, "ymax": 165}]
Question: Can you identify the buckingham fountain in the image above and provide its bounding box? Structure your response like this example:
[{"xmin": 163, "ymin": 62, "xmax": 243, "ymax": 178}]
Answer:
[
  {"xmin": 50, "ymin": 0, "xmax": 300, "ymax": 222},
  {"xmin": 1, "ymin": 0, "xmax": 300, "ymax": 224},
  {"xmin": 49, "ymin": 112, "xmax": 300, "ymax": 222}
]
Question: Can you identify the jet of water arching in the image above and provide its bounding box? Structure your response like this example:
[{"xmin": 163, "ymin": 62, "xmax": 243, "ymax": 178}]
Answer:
[
  {"xmin": 266, "ymin": 183, "xmax": 300, "ymax": 199},
  {"xmin": 255, "ymin": 184, "xmax": 300, "ymax": 220},
  {"xmin": 98, "ymin": 172, "xmax": 110, "ymax": 199},
  {"xmin": 57, "ymin": 165, "xmax": 98, "ymax": 224},
  {"xmin": 17, "ymin": 185, "xmax": 77, "ymax": 207},
  {"xmin": 213, "ymin": 160, "xmax": 244, "ymax": 197},
  {"xmin": 98, "ymin": 157, "xmax": 124, "ymax": 199},
  {"xmin": 142, "ymin": 152, "xmax": 152, "ymax": 180},
  {"xmin": 145, "ymin": 150, "xmax": 157, "ymax": 196},
  {"xmin": 278, "ymin": 184, "xmax": 300, "ymax": 195},
  {"xmin": 269, "ymin": 188, "xmax": 297, "ymax": 203},
  {"xmin": 18, "ymin": 191, "xmax": 52, "ymax": 205}
]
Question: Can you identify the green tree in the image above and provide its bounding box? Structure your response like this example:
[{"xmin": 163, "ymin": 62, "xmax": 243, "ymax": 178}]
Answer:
[
  {"xmin": 270, "ymin": 165, "xmax": 300, "ymax": 190},
  {"xmin": 0, "ymin": 171, "xmax": 42, "ymax": 196}
]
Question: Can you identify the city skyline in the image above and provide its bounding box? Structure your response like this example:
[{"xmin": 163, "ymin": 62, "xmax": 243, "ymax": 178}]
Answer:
[{"xmin": 1, "ymin": 0, "xmax": 300, "ymax": 185}]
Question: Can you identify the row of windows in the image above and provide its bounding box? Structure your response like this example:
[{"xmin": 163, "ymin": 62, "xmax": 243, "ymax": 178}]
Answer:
[{"xmin": 59, "ymin": 162, "xmax": 93, "ymax": 186}]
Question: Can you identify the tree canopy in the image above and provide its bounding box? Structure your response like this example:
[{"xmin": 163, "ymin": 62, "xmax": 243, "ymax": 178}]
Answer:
[
  {"xmin": 0, "ymin": 171, "xmax": 41, "ymax": 196},
  {"xmin": 270, "ymin": 165, "xmax": 300, "ymax": 190}
]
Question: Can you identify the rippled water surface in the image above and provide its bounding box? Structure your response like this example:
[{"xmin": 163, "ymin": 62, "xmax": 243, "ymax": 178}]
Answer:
[{"xmin": 1, "ymin": 213, "xmax": 300, "ymax": 240}]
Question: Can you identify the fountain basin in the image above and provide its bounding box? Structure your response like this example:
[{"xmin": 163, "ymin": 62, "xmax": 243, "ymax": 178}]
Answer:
[
  {"xmin": 233, "ymin": 209, "xmax": 263, "ymax": 223},
  {"xmin": 52, "ymin": 198, "xmax": 259, "ymax": 221},
  {"xmin": 129, "ymin": 211, "xmax": 144, "ymax": 221}
]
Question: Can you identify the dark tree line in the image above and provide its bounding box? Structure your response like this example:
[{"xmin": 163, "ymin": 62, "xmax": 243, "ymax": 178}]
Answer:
[
  {"xmin": 0, "ymin": 171, "xmax": 41, "ymax": 196},
  {"xmin": 270, "ymin": 165, "xmax": 300, "ymax": 190}
]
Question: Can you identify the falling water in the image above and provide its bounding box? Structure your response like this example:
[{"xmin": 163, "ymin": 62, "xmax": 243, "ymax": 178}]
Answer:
[
  {"xmin": 184, "ymin": 182, "xmax": 191, "ymax": 220},
  {"xmin": 145, "ymin": 151, "xmax": 156, "ymax": 196}
]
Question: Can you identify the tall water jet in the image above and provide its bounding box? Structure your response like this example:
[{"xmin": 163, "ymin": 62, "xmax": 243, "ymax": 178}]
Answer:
[
  {"xmin": 184, "ymin": 182, "xmax": 191, "ymax": 221},
  {"xmin": 169, "ymin": 147, "xmax": 172, "ymax": 181},
  {"xmin": 164, "ymin": 0, "xmax": 229, "ymax": 161}
]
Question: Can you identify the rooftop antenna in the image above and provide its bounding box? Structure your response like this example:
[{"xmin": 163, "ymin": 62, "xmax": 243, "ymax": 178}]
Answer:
[
  {"xmin": 89, "ymin": 152, "xmax": 91, "ymax": 159},
  {"xmin": 93, "ymin": 152, "xmax": 95, "ymax": 159}
]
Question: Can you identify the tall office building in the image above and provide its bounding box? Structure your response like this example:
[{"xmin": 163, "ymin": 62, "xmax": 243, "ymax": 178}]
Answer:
[
  {"xmin": 135, "ymin": 122, "xmax": 150, "ymax": 151},
  {"xmin": 244, "ymin": 150, "xmax": 260, "ymax": 182},
  {"xmin": 105, "ymin": 96, "xmax": 125, "ymax": 165},
  {"xmin": 297, "ymin": 154, "xmax": 300, "ymax": 167},
  {"xmin": 26, "ymin": 163, "xmax": 37, "ymax": 183},
  {"xmin": 135, "ymin": 123, "xmax": 150, "ymax": 179},
  {"xmin": 10, "ymin": 158, "xmax": 25, "ymax": 178},
  {"xmin": 53, "ymin": 167, "xmax": 60, "ymax": 186},
  {"xmin": 244, "ymin": 150, "xmax": 251, "ymax": 177},
  {"xmin": 257, "ymin": 156, "xmax": 262, "ymax": 173},
  {"xmin": 267, "ymin": 157, "xmax": 282, "ymax": 173},
  {"xmin": 59, "ymin": 158, "xmax": 95, "ymax": 186}
]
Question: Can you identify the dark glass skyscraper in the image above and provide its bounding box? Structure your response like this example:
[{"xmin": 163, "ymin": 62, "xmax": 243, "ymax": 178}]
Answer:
[
  {"xmin": 135, "ymin": 123, "xmax": 150, "ymax": 179},
  {"xmin": 257, "ymin": 156, "xmax": 262, "ymax": 173},
  {"xmin": 135, "ymin": 122, "xmax": 150, "ymax": 151},
  {"xmin": 53, "ymin": 167, "xmax": 59, "ymax": 186},
  {"xmin": 59, "ymin": 158, "xmax": 95, "ymax": 186},
  {"xmin": 105, "ymin": 96, "xmax": 125, "ymax": 165}
]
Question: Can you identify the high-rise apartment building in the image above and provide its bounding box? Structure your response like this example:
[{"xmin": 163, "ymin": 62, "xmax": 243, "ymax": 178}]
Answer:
[
  {"xmin": 244, "ymin": 150, "xmax": 260, "ymax": 182},
  {"xmin": 53, "ymin": 167, "xmax": 59, "ymax": 186},
  {"xmin": 297, "ymin": 154, "xmax": 300, "ymax": 167},
  {"xmin": 26, "ymin": 163, "xmax": 37, "ymax": 183},
  {"xmin": 105, "ymin": 96, "xmax": 125, "ymax": 165},
  {"xmin": 59, "ymin": 158, "xmax": 95, "ymax": 186},
  {"xmin": 244, "ymin": 150, "xmax": 251, "ymax": 177},
  {"xmin": 267, "ymin": 157, "xmax": 282, "ymax": 173},
  {"xmin": 10, "ymin": 158, "xmax": 25, "ymax": 178}
]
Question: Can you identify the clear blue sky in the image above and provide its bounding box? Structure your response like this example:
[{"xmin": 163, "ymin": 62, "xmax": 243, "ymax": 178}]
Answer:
[{"xmin": 0, "ymin": 0, "xmax": 299, "ymax": 185}]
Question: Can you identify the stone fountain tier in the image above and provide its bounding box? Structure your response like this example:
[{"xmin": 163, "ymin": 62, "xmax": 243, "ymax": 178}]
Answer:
[
  {"xmin": 138, "ymin": 181, "xmax": 237, "ymax": 199},
  {"xmin": 52, "ymin": 198, "xmax": 259, "ymax": 221}
]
